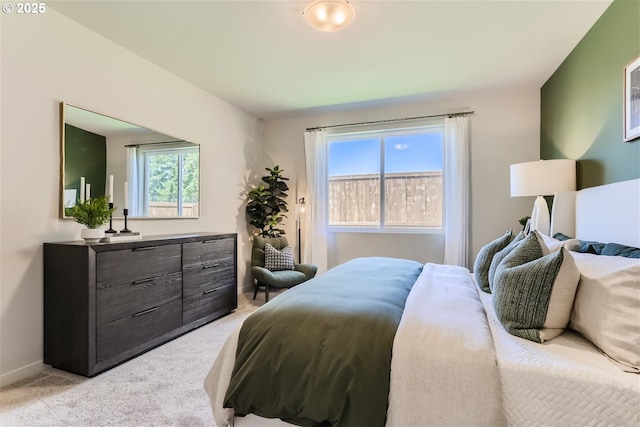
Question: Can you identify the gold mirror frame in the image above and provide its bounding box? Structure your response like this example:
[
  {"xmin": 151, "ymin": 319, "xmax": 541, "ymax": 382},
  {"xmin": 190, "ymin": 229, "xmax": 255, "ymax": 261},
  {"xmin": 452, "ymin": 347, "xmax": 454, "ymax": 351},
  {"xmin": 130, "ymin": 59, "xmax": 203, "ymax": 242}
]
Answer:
[{"xmin": 60, "ymin": 102, "xmax": 200, "ymax": 219}]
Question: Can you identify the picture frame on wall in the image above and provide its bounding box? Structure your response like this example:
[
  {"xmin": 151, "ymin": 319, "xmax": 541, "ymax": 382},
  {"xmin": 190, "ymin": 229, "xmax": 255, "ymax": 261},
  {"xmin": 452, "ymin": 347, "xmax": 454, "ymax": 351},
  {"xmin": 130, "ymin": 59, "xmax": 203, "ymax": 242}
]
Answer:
[{"xmin": 624, "ymin": 54, "xmax": 640, "ymax": 142}]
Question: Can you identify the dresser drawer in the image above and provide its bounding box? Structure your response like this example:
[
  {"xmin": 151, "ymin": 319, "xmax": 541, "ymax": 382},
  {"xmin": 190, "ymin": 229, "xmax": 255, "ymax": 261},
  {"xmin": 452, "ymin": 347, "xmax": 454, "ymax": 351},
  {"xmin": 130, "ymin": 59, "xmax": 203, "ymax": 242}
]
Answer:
[
  {"xmin": 183, "ymin": 263, "xmax": 235, "ymax": 298},
  {"xmin": 183, "ymin": 284, "xmax": 236, "ymax": 325},
  {"xmin": 96, "ymin": 244, "xmax": 182, "ymax": 289},
  {"xmin": 96, "ymin": 272, "xmax": 182, "ymax": 326},
  {"xmin": 97, "ymin": 300, "xmax": 182, "ymax": 362},
  {"xmin": 183, "ymin": 238, "xmax": 235, "ymax": 268}
]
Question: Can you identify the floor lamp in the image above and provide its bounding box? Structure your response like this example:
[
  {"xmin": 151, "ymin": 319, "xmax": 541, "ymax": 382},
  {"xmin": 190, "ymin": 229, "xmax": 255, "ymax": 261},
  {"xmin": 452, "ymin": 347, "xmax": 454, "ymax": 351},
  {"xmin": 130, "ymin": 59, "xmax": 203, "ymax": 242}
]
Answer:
[
  {"xmin": 295, "ymin": 197, "xmax": 306, "ymax": 263},
  {"xmin": 510, "ymin": 159, "xmax": 576, "ymax": 235}
]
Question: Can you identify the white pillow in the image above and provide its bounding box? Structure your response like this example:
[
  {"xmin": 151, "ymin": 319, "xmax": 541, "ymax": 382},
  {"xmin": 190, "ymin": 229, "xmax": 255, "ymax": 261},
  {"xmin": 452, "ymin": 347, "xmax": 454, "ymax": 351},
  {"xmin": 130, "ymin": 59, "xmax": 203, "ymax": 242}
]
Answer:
[
  {"xmin": 570, "ymin": 252, "xmax": 640, "ymax": 373},
  {"xmin": 535, "ymin": 231, "xmax": 581, "ymax": 254}
]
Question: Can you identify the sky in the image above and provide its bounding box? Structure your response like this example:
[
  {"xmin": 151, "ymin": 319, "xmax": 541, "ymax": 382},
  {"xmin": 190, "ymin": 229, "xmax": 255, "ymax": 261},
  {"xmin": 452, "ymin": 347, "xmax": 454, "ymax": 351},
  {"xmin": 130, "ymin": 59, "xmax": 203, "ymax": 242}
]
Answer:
[{"xmin": 328, "ymin": 133, "xmax": 443, "ymax": 176}]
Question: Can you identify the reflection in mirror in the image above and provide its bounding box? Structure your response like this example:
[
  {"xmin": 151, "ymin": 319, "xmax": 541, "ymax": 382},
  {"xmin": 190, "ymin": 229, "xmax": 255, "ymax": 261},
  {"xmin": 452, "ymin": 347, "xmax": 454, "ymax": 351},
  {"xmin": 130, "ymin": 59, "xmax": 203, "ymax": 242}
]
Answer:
[{"xmin": 61, "ymin": 103, "xmax": 200, "ymax": 219}]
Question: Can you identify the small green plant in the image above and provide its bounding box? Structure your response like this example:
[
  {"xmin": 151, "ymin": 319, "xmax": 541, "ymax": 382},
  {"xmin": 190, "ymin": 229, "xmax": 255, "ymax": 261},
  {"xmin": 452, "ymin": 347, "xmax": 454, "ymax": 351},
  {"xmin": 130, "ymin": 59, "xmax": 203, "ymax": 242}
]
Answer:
[
  {"xmin": 69, "ymin": 195, "xmax": 116, "ymax": 229},
  {"xmin": 246, "ymin": 165, "xmax": 289, "ymax": 237}
]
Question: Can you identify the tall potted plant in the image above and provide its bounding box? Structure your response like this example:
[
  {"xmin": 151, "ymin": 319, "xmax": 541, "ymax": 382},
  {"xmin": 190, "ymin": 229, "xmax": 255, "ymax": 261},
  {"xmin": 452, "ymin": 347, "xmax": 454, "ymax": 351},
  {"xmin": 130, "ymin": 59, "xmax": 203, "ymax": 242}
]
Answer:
[
  {"xmin": 69, "ymin": 195, "xmax": 116, "ymax": 242},
  {"xmin": 246, "ymin": 165, "xmax": 289, "ymax": 237}
]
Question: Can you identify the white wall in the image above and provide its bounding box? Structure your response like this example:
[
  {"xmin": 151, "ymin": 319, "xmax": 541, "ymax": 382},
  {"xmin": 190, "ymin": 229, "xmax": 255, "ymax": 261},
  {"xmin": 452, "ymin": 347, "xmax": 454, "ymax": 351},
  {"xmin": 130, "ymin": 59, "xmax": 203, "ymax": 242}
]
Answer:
[
  {"xmin": 0, "ymin": 11, "xmax": 262, "ymax": 385},
  {"xmin": 262, "ymin": 86, "xmax": 540, "ymax": 268}
]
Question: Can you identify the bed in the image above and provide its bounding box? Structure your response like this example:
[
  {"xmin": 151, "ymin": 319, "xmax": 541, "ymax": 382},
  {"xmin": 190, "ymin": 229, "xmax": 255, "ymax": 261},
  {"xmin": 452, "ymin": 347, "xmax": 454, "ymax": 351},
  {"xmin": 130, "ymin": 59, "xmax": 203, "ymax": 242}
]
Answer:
[{"xmin": 205, "ymin": 179, "xmax": 640, "ymax": 427}]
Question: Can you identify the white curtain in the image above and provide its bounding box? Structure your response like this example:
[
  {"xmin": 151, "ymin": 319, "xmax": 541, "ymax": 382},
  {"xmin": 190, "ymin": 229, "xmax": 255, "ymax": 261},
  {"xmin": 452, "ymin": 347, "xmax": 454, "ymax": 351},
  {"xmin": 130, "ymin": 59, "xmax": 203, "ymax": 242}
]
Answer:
[
  {"xmin": 444, "ymin": 116, "xmax": 470, "ymax": 267},
  {"xmin": 126, "ymin": 146, "xmax": 141, "ymax": 216},
  {"xmin": 304, "ymin": 130, "xmax": 329, "ymax": 274}
]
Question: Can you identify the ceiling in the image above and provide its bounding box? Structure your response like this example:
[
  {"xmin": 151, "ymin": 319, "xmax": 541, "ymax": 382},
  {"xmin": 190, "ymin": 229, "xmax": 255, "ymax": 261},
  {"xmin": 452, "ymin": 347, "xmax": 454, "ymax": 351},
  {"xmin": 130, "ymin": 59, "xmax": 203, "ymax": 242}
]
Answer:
[{"xmin": 50, "ymin": 0, "xmax": 612, "ymax": 120}]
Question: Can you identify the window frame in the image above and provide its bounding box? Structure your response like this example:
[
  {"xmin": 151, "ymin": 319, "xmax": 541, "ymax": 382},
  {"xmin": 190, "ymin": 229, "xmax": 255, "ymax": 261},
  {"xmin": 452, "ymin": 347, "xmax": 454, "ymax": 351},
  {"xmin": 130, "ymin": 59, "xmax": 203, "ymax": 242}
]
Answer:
[{"xmin": 326, "ymin": 124, "xmax": 445, "ymax": 235}]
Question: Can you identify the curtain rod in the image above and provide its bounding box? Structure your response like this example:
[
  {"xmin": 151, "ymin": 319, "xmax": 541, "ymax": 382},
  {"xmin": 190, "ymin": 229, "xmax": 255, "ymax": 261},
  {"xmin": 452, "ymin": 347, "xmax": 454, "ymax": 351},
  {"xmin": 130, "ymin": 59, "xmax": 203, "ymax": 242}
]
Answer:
[
  {"xmin": 305, "ymin": 110, "xmax": 475, "ymax": 132},
  {"xmin": 125, "ymin": 140, "xmax": 186, "ymax": 148}
]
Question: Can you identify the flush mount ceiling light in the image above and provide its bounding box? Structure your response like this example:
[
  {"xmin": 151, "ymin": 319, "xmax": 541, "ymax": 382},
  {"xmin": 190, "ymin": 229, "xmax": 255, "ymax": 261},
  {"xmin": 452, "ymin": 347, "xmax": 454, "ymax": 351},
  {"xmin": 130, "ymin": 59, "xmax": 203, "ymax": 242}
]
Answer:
[{"xmin": 303, "ymin": 0, "xmax": 356, "ymax": 32}]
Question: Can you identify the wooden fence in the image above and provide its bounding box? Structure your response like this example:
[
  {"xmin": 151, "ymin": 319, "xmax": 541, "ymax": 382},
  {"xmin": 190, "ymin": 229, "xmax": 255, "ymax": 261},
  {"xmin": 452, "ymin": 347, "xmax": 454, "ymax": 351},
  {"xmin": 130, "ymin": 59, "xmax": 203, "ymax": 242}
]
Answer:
[
  {"xmin": 329, "ymin": 171, "xmax": 442, "ymax": 228},
  {"xmin": 148, "ymin": 202, "xmax": 199, "ymax": 218}
]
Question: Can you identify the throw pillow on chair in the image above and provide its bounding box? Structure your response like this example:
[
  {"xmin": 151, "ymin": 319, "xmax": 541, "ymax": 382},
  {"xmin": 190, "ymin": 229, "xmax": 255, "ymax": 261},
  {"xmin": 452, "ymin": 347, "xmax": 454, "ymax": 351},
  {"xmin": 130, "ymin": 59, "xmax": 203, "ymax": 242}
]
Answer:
[{"xmin": 264, "ymin": 243, "xmax": 295, "ymax": 271}]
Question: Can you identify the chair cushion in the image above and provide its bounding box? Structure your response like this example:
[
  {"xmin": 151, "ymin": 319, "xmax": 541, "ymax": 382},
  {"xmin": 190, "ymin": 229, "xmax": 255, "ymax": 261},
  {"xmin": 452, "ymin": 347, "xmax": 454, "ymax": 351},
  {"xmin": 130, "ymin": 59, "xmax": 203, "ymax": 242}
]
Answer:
[
  {"xmin": 264, "ymin": 243, "xmax": 295, "ymax": 271},
  {"xmin": 295, "ymin": 263, "xmax": 318, "ymax": 281},
  {"xmin": 252, "ymin": 266, "xmax": 308, "ymax": 288}
]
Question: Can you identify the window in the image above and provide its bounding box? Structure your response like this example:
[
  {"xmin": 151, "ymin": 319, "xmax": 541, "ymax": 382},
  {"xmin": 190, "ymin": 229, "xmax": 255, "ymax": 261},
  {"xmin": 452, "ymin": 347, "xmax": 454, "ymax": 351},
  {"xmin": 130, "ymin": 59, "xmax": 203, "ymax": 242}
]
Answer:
[
  {"xmin": 135, "ymin": 144, "xmax": 199, "ymax": 217},
  {"xmin": 327, "ymin": 126, "xmax": 443, "ymax": 231}
]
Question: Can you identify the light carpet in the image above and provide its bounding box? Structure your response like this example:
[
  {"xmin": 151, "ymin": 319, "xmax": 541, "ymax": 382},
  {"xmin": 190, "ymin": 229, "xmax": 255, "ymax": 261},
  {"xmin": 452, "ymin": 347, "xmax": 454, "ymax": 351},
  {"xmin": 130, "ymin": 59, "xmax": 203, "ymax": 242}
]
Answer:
[{"xmin": 0, "ymin": 292, "xmax": 276, "ymax": 427}]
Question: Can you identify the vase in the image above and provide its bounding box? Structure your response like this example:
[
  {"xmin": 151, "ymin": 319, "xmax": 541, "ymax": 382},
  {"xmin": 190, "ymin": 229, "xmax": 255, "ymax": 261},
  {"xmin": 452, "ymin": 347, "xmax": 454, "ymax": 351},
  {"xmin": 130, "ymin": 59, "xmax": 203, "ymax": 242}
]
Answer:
[{"xmin": 81, "ymin": 228, "xmax": 105, "ymax": 243}]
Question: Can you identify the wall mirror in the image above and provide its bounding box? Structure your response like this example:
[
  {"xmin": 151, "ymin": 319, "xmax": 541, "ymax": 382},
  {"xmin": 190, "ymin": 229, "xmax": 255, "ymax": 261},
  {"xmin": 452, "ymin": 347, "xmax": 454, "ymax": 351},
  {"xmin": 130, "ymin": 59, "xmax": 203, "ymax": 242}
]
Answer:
[{"xmin": 60, "ymin": 102, "xmax": 200, "ymax": 219}]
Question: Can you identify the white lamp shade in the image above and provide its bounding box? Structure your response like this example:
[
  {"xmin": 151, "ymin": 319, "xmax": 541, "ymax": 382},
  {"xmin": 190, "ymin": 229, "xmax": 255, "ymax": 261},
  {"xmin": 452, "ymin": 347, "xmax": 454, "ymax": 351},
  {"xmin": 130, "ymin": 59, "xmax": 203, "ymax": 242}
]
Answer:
[
  {"xmin": 510, "ymin": 159, "xmax": 576, "ymax": 197},
  {"xmin": 303, "ymin": 0, "xmax": 355, "ymax": 32}
]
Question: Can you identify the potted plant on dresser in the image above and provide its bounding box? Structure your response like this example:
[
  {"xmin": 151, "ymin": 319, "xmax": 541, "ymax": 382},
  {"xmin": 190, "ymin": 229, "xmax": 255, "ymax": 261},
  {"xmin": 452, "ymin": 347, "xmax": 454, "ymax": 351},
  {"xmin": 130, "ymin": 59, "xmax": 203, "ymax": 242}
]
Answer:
[{"xmin": 69, "ymin": 195, "xmax": 116, "ymax": 242}]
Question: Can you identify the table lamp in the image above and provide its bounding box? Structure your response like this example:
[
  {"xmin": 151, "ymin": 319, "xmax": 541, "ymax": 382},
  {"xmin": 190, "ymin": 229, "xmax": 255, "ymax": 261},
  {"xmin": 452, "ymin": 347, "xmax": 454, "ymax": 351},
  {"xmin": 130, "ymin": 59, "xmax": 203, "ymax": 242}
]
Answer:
[{"xmin": 510, "ymin": 159, "xmax": 576, "ymax": 235}]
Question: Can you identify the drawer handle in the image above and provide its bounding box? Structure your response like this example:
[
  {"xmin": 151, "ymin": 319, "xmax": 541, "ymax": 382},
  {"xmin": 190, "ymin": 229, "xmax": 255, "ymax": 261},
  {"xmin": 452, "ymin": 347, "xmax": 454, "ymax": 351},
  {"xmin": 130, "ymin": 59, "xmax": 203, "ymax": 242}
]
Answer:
[
  {"xmin": 131, "ymin": 273, "xmax": 165, "ymax": 285},
  {"xmin": 132, "ymin": 247, "xmax": 154, "ymax": 251},
  {"xmin": 133, "ymin": 306, "xmax": 159, "ymax": 317},
  {"xmin": 203, "ymin": 288, "xmax": 219, "ymax": 295},
  {"xmin": 202, "ymin": 240, "xmax": 218, "ymax": 244},
  {"xmin": 202, "ymin": 263, "xmax": 220, "ymax": 270},
  {"xmin": 132, "ymin": 277, "xmax": 155, "ymax": 285}
]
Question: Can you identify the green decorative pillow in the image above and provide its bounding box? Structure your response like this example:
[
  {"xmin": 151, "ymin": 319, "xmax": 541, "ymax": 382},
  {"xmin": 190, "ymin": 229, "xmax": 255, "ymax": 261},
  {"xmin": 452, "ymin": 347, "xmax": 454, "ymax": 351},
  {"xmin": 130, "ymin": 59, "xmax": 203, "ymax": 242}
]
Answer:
[
  {"xmin": 474, "ymin": 230, "xmax": 514, "ymax": 293},
  {"xmin": 264, "ymin": 243, "xmax": 295, "ymax": 271},
  {"xmin": 492, "ymin": 232, "xmax": 580, "ymax": 342},
  {"xmin": 488, "ymin": 231, "xmax": 525, "ymax": 293}
]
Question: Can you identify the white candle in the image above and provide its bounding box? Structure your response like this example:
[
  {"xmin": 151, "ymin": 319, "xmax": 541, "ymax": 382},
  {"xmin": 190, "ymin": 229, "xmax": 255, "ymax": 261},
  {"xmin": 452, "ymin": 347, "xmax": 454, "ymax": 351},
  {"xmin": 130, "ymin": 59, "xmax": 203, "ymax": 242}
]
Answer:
[
  {"xmin": 107, "ymin": 175, "xmax": 114, "ymax": 203},
  {"xmin": 123, "ymin": 181, "xmax": 129, "ymax": 209},
  {"xmin": 86, "ymin": 183, "xmax": 91, "ymax": 200},
  {"xmin": 80, "ymin": 177, "xmax": 85, "ymax": 203}
]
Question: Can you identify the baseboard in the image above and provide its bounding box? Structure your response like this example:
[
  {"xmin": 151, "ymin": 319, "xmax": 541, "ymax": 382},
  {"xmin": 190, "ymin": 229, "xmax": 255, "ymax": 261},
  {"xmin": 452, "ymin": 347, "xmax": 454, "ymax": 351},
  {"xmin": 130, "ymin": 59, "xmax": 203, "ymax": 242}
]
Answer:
[
  {"xmin": 239, "ymin": 280, "xmax": 254, "ymax": 293},
  {"xmin": 0, "ymin": 360, "xmax": 46, "ymax": 387}
]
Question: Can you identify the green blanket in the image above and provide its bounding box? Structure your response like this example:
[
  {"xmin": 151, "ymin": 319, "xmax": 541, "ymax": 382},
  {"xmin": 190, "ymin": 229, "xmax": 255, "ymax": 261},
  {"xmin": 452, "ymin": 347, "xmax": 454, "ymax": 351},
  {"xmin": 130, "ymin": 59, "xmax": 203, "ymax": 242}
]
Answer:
[{"xmin": 223, "ymin": 257, "xmax": 423, "ymax": 427}]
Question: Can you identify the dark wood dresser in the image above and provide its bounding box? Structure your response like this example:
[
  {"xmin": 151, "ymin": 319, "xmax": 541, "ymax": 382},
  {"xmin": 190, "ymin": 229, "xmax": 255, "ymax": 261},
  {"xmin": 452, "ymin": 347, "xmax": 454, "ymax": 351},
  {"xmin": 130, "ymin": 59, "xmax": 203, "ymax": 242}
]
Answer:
[{"xmin": 44, "ymin": 232, "xmax": 237, "ymax": 377}]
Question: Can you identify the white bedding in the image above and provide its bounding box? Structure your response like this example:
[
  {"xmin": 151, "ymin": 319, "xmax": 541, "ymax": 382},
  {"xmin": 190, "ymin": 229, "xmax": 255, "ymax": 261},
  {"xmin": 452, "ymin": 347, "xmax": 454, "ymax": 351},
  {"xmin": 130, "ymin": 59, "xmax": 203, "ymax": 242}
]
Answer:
[
  {"xmin": 386, "ymin": 263, "xmax": 503, "ymax": 426},
  {"xmin": 205, "ymin": 263, "xmax": 639, "ymax": 427},
  {"xmin": 204, "ymin": 263, "xmax": 503, "ymax": 427},
  {"xmin": 480, "ymin": 291, "xmax": 640, "ymax": 427}
]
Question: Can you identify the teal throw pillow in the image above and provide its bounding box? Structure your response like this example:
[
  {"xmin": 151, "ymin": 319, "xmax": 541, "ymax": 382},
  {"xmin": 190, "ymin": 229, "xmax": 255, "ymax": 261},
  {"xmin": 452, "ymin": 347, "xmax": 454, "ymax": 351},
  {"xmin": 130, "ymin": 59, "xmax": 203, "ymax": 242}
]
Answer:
[
  {"xmin": 601, "ymin": 243, "xmax": 640, "ymax": 258},
  {"xmin": 474, "ymin": 230, "xmax": 514, "ymax": 293}
]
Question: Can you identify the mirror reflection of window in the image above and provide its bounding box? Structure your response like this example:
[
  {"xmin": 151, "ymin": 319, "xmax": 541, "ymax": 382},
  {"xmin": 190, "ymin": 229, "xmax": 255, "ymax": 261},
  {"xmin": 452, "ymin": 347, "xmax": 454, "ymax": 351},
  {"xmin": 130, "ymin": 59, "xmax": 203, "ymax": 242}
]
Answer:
[{"xmin": 127, "ymin": 143, "xmax": 200, "ymax": 217}]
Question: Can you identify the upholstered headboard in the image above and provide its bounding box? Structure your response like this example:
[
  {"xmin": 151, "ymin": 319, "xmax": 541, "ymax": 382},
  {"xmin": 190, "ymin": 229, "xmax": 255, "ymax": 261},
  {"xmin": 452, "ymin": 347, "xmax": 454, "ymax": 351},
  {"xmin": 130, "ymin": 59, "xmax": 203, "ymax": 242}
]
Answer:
[{"xmin": 550, "ymin": 178, "xmax": 640, "ymax": 247}]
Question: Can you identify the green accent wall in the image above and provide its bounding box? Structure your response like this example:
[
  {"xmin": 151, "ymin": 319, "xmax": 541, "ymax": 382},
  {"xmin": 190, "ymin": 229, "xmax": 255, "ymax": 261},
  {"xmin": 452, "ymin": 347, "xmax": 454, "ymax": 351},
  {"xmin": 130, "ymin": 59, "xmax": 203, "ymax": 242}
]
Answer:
[
  {"xmin": 64, "ymin": 124, "xmax": 107, "ymax": 202},
  {"xmin": 541, "ymin": 0, "xmax": 640, "ymax": 189}
]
